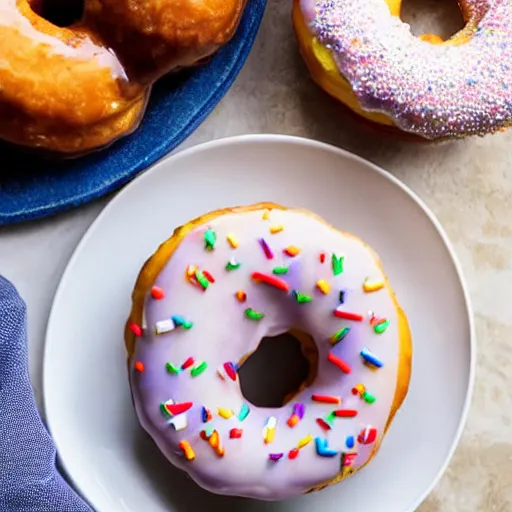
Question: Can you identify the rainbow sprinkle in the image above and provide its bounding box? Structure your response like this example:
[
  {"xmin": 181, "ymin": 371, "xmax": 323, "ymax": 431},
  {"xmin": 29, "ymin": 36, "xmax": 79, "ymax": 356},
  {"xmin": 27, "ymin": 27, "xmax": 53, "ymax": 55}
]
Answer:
[
  {"xmin": 329, "ymin": 327, "xmax": 350, "ymax": 345},
  {"xmin": 287, "ymin": 403, "xmax": 305, "ymax": 427},
  {"xmin": 195, "ymin": 269, "xmax": 210, "ymax": 290},
  {"xmin": 201, "ymin": 407, "xmax": 212, "ymax": 423},
  {"xmin": 171, "ymin": 315, "xmax": 193, "ymax": 329},
  {"xmin": 263, "ymin": 417, "xmax": 277, "ymax": 444},
  {"xmin": 235, "ymin": 290, "xmax": 247, "ymax": 302},
  {"xmin": 332, "ymin": 253, "xmax": 344, "ymax": 276}
]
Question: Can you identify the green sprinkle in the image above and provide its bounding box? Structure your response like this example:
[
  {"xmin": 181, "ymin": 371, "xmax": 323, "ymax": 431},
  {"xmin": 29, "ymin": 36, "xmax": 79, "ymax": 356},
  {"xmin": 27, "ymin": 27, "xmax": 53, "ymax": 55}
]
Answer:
[
  {"xmin": 166, "ymin": 362, "xmax": 180, "ymax": 374},
  {"xmin": 363, "ymin": 391, "xmax": 376, "ymax": 404},
  {"xmin": 182, "ymin": 321, "xmax": 193, "ymax": 330},
  {"xmin": 205, "ymin": 424, "xmax": 214, "ymax": 437},
  {"xmin": 191, "ymin": 361, "xmax": 208, "ymax": 377},
  {"xmin": 238, "ymin": 402, "xmax": 250, "ymax": 421},
  {"xmin": 272, "ymin": 266, "xmax": 289, "ymax": 275},
  {"xmin": 204, "ymin": 228, "xmax": 216, "ymax": 250},
  {"xmin": 226, "ymin": 260, "xmax": 241, "ymax": 271},
  {"xmin": 325, "ymin": 411, "xmax": 337, "ymax": 424},
  {"xmin": 245, "ymin": 308, "xmax": 264, "ymax": 320},
  {"xmin": 332, "ymin": 253, "xmax": 344, "ymax": 276},
  {"xmin": 293, "ymin": 290, "xmax": 312, "ymax": 303},
  {"xmin": 160, "ymin": 403, "xmax": 170, "ymax": 417},
  {"xmin": 195, "ymin": 269, "xmax": 209, "ymax": 290},
  {"xmin": 329, "ymin": 327, "xmax": 351, "ymax": 346},
  {"xmin": 374, "ymin": 319, "xmax": 390, "ymax": 334}
]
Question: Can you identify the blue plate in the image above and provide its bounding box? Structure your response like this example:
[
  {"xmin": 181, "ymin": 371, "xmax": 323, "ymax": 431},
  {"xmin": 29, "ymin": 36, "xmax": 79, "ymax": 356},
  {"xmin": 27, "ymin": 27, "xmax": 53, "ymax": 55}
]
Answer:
[{"xmin": 0, "ymin": 0, "xmax": 266, "ymax": 226}]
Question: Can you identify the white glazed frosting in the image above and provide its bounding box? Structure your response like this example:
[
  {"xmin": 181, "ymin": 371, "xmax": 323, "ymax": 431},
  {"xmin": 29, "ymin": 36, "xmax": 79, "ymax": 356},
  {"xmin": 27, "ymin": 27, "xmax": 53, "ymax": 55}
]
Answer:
[{"xmin": 129, "ymin": 206, "xmax": 407, "ymax": 500}]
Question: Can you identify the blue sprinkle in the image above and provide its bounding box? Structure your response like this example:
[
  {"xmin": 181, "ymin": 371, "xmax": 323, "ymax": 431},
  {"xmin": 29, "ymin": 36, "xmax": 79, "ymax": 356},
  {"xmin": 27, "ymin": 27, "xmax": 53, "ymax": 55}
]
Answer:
[
  {"xmin": 346, "ymin": 436, "xmax": 355, "ymax": 449},
  {"xmin": 201, "ymin": 407, "xmax": 209, "ymax": 423},
  {"xmin": 315, "ymin": 437, "xmax": 338, "ymax": 457},
  {"xmin": 360, "ymin": 347, "xmax": 384, "ymax": 368}
]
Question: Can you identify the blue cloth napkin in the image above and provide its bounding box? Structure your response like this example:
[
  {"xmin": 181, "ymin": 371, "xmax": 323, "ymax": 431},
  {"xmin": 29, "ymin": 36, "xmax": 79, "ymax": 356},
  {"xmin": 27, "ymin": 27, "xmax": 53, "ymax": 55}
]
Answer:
[{"xmin": 0, "ymin": 276, "xmax": 92, "ymax": 512}]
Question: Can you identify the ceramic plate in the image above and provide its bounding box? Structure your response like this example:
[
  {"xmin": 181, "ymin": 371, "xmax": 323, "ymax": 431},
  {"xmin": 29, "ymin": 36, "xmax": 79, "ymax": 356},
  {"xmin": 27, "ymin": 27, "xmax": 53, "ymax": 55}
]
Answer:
[
  {"xmin": 0, "ymin": 0, "xmax": 265, "ymax": 226},
  {"xmin": 44, "ymin": 135, "xmax": 475, "ymax": 512}
]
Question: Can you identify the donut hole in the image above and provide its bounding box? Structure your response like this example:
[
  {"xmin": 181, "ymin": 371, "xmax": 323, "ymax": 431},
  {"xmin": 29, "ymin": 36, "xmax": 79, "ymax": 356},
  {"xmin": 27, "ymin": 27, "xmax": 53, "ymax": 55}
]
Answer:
[
  {"xmin": 28, "ymin": 0, "xmax": 84, "ymax": 27},
  {"xmin": 238, "ymin": 330, "xmax": 318, "ymax": 408},
  {"xmin": 400, "ymin": 0, "xmax": 465, "ymax": 41}
]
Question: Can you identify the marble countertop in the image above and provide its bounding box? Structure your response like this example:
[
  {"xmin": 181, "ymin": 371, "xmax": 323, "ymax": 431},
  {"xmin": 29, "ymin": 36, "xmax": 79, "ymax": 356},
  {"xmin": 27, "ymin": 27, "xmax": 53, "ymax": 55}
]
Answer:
[{"xmin": 1, "ymin": 1, "xmax": 511, "ymax": 510}]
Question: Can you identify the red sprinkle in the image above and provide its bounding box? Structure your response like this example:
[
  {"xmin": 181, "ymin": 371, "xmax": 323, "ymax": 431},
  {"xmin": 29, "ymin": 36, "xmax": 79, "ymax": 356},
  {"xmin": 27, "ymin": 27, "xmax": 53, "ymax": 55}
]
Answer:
[
  {"xmin": 202, "ymin": 270, "xmax": 215, "ymax": 283},
  {"xmin": 251, "ymin": 272, "xmax": 290, "ymax": 292},
  {"xmin": 224, "ymin": 362, "xmax": 237, "ymax": 381},
  {"xmin": 358, "ymin": 426, "xmax": 378, "ymax": 445},
  {"xmin": 181, "ymin": 357, "xmax": 195, "ymax": 370},
  {"xmin": 316, "ymin": 418, "xmax": 332, "ymax": 431},
  {"xmin": 312, "ymin": 394, "xmax": 341, "ymax": 404},
  {"xmin": 229, "ymin": 428, "xmax": 243, "ymax": 439},
  {"xmin": 288, "ymin": 448, "xmax": 299, "ymax": 460},
  {"xmin": 327, "ymin": 353, "xmax": 352, "ymax": 374},
  {"xmin": 134, "ymin": 361, "xmax": 144, "ymax": 372},
  {"xmin": 333, "ymin": 309, "xmax": 364, "ymax": 321},
  {"xmin": 151, "ymin": 286, "xmax": 165, "ymax": 300},
  {"xmin": 319, "ymin": 252, "xmax": 326, "ymax": 263},
  {"xmin": 334, "ymin": 409, "xmax": 358, "ymax": 418},
  {"xmin": 165, "ymin": 402, "xmax": 193, "ymax": 416},
  {"xmin": 129, "ymin": 323, "xmax": 142, "ymax": 337}
]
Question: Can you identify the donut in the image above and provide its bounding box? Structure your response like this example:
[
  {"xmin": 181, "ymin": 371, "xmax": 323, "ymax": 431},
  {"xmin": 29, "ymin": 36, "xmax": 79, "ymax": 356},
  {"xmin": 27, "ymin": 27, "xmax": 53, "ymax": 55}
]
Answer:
[
  {"xmin": 125, "ymin": 204, "xmax": 412, "ymax": 499},
  {"xmin": 294, "ymin": 0, "xmax": 512, "ymax": 140},
  {"xmin": 0, "ymin": 0, "xmax": 246, "ymax": 156}
]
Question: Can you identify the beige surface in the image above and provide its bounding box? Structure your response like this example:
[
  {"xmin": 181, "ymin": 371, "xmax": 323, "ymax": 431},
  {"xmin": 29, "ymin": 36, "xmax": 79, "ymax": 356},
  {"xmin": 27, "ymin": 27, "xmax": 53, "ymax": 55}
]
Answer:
[{"xmin": 0, "ymin": 0, "xmax": 511, "ymax": 510}]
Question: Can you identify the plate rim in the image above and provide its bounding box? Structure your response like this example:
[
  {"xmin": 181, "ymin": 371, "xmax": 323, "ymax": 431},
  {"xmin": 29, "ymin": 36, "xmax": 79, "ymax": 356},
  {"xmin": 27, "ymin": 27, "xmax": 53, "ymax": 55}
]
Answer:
[{"xmin": 43, "ymin": 133, "xmax": 476, "ymax": 512}]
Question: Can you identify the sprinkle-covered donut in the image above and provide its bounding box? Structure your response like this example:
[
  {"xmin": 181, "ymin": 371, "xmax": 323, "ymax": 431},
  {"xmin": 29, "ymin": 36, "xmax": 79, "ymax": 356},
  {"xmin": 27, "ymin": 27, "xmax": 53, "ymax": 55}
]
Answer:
[
  {"xmin": 294, "ymin": 0, "xmax": 512, "ymax": 139},
  {"xmin": 125, "ymin": 204, "xmax": 412, "ymax": 500}
]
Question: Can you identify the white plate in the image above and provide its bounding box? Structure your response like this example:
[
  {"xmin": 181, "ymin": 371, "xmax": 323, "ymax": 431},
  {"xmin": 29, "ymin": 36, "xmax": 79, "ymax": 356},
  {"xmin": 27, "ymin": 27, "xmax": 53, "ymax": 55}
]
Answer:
[{"xmin": 44, "ymin": 135, "xmax": 475, "ymax": 512}]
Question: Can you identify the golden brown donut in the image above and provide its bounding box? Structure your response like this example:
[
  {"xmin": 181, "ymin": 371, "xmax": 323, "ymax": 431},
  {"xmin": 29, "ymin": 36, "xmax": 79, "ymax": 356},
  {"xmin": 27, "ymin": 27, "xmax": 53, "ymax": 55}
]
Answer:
[{"xmin": 0, "ymin": 0, "xmax": 246, "ymax": 156}]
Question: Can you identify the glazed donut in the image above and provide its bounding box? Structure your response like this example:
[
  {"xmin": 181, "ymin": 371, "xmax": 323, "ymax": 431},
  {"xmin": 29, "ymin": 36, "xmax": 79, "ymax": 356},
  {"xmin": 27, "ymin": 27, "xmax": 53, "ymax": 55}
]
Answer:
[
  {"xmin": 125, "ymin": 203, "xmax": 412, "ymax": 500},
  {"xmin": 0, "ymin": 0, "xmax": 246, "ymax": 155},
  {"xmin": 294, "ymin": 0, "xmax": 512, "ymax": 140}
]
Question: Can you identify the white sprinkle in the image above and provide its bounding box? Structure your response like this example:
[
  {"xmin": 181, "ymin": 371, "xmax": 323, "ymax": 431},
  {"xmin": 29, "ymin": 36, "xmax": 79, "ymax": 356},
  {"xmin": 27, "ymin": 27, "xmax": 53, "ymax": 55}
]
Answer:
[{"xmin": 156, "ymin": 318, "xmax": 175, "ymax": 335}]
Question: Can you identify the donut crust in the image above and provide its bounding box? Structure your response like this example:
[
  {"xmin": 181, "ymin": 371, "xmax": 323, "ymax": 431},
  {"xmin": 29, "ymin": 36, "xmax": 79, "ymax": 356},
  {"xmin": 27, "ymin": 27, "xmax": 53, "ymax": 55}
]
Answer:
[{"xmin": 125, "ymin": 203, "xmax": 412, "ymax": 494}]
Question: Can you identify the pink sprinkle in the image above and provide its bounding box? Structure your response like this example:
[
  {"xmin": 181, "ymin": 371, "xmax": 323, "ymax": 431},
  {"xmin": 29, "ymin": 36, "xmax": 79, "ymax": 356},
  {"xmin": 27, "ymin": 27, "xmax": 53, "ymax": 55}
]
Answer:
[
  {"xmin": 129, "ymin": 323, "xmax": 142, "ymax": 337},
  {"xmin": 259, "ymin": 238, "xmax": 274, "ymax": 259}
]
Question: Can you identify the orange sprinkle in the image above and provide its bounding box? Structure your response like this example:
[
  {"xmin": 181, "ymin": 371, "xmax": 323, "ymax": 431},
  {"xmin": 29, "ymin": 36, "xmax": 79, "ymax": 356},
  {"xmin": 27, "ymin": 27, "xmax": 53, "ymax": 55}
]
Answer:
[
  {"xmin": 287, "ymin": 414, "xmax": 299, "ymax": 428},
  {"xmin": 179, "ymin": 440, "xmax": 195, "ymax": 461},
  {"xmin": 134, "ymin": 361, "xmax": 144, "ymax": 372},
  {"xmin": 284, "ymin": 245, "xmax": 301, "ymax": 257},
  {"xmin": 235, "ymin": 290, "xmax": 247, "ymax": 302},
  {"xmin": 270, "ymin": 224, "xmax": 284, "ymax": 234}
]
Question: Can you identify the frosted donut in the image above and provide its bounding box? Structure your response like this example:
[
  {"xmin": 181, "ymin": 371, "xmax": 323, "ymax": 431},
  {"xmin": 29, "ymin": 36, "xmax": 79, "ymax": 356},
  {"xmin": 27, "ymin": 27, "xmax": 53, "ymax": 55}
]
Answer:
[
  {"xmin": 125, "ymin": 203, "xmax": 412, "ymax": 500},
  {"xmin": 294, "ymin": 0, "xmax": 512, "ymax": 140},
  {"xmin": 0, "ymin": 0, "xmax": 246, "ymax": 155}
]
